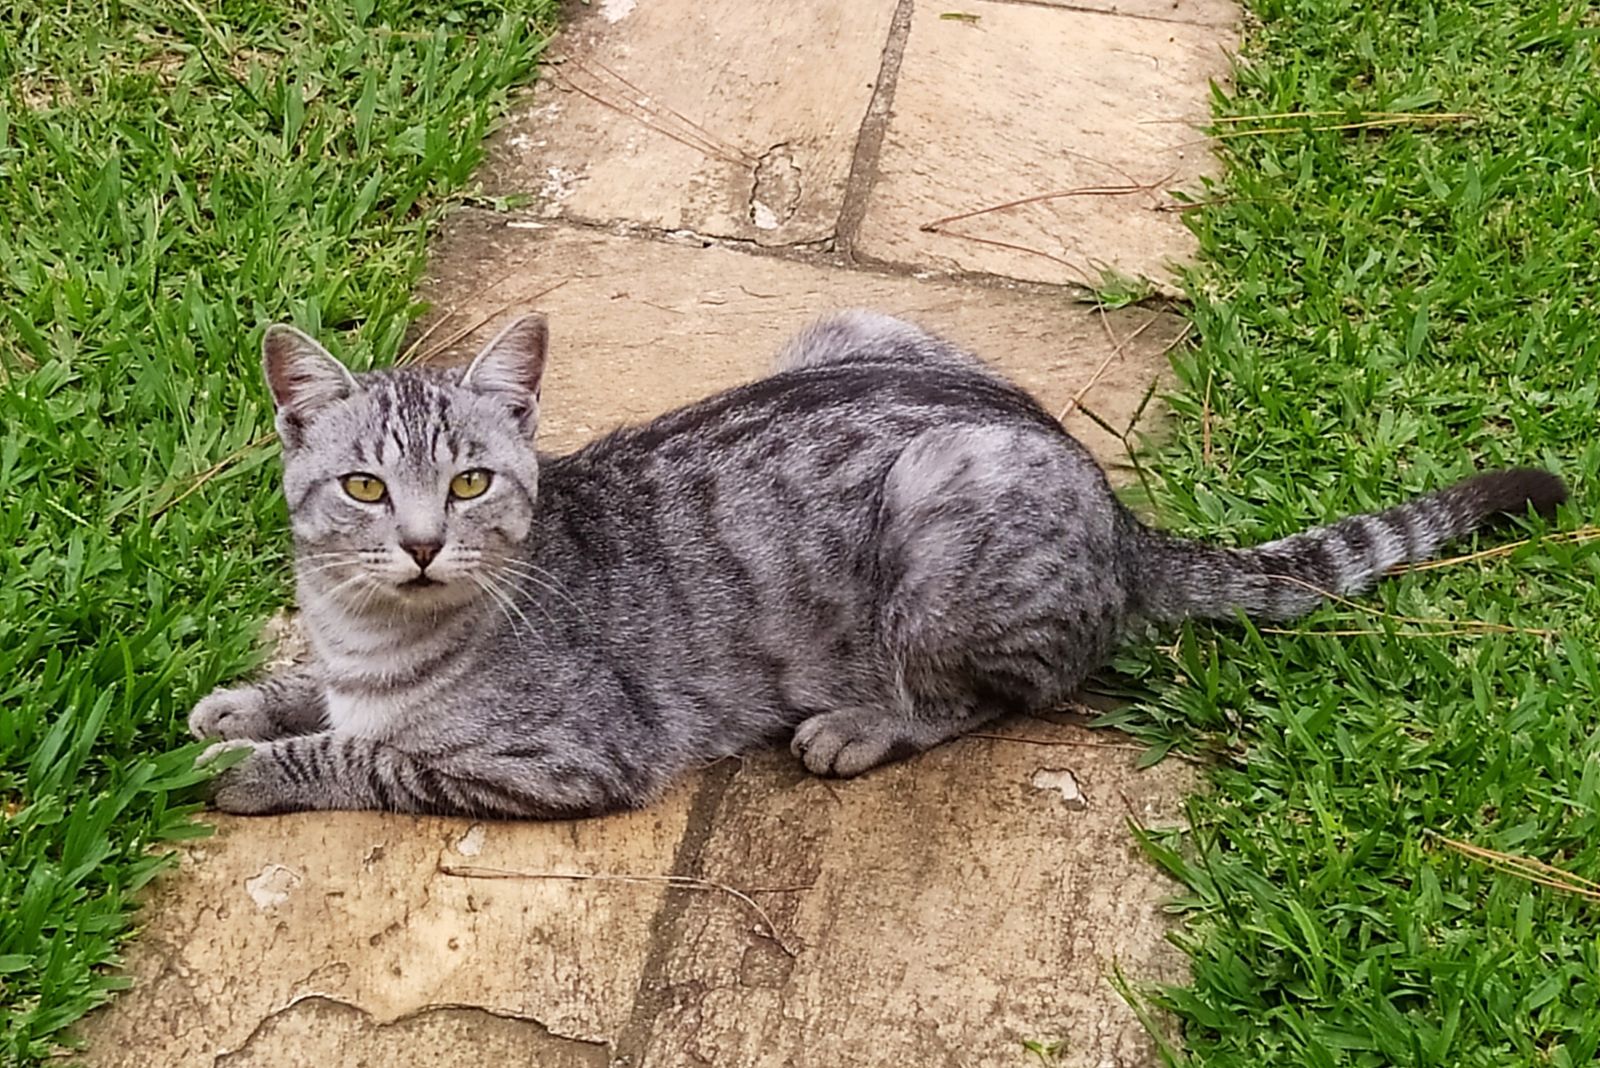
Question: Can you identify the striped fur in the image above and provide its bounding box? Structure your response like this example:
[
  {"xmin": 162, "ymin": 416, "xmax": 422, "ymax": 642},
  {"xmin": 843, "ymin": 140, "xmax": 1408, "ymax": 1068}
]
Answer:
[
  {"xmin": 1138, "ymin": 468, "xmax": 1566, "ymax": 622},
  {"xmin": 188, "ymin": 311, "xmax": 1565, "ymax": 817}
]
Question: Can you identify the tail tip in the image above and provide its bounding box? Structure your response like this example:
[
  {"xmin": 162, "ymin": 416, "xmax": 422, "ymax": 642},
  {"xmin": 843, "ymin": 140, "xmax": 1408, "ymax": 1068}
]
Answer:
[{"xmin": 1464, "ymin": 467, "xmax": 1568, "ymax": 520}]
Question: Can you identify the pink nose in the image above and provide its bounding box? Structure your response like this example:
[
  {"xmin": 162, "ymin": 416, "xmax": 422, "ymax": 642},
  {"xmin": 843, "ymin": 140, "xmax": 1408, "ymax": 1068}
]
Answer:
[{"xmin": 401, "ymin": 540, "xmax": 442, "ymax": 569}]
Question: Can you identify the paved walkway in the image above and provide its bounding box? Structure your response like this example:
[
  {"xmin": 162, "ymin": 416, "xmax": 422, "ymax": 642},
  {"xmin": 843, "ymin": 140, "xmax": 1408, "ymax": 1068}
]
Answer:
[{"xmin": 83, "ymin": 2, "xmax": 1236, "ymax": 1065}]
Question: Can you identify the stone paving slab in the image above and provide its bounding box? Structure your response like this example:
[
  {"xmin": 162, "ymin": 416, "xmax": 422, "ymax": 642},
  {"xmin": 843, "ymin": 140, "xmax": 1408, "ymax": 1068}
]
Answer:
[
  {"xmin": 854, "ymin": 0, "xmax": 1233, "ymax": 289},
  {"xmin": 478, "ymin": 0, "xmax": 899, "ymax": 246},
  {"xmin": 631, "ymin": 746, "xmax": 1190, "ymax": 1067},
  {"xmin": 418, "ymin": 215, "xmax": 1186, "ymax": 476},
  {"xmin": 1012, "ymin": 0, "xmax": 1236, "ymax": 27},
  {"xmin": 82, "ymin": 743, "xmax": 1189, "ymax": 1068},
  {"xmin": 82, "ymin": 801, "xmax": 694, "ymax": 1065}
]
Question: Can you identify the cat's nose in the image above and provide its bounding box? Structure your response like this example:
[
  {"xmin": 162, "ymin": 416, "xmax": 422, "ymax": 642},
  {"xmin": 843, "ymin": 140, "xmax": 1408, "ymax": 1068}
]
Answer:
[{"xmin": 401, "ymin": 540, "xmax": 442, "ymax": 569}]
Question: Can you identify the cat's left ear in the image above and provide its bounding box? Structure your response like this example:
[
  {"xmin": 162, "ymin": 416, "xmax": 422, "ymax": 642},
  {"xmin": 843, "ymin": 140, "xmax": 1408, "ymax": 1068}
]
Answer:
[{"xmin": 462, "ymin": 314, "xmax": 548, "ymax": 404}]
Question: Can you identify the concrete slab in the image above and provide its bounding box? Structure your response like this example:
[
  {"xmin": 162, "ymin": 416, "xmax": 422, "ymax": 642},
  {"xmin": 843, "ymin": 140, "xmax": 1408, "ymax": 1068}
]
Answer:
[
  {"xmin": 631, "ymin": 745, "xmax": 1192, "ymax": 1068},
  {"xmin": 854, "ymin": 1, "xmax": 1235, "ymax": 290},
  {"xmin": 476, "ymin": 0, "xmax": 899, "ymax": 246},
  {"xmin": 80, "ymin": 800, "xmax": 696, "ymax": 1065},
  {"xmin": 1004, "ymin": 0, "xmax": 1236, "ymax": 27},
  {"xmin": 415, "ymin": 214, "xmax": 1187, "ymax": 477},
  {"xmin": 82, "ymin": 735, "xmax": 1189, "ymax": 1068}
]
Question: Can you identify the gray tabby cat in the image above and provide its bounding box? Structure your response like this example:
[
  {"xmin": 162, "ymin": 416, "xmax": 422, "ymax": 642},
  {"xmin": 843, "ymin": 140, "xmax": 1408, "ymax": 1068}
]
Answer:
[{"xmin": 190, "ymin": 311, "xmax": 1566, "ymax": 817}]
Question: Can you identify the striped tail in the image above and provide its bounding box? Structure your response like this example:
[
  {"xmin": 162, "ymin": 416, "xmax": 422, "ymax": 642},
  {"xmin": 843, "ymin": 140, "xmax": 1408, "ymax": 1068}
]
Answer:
[{"xmin": 1138, "ymin": 468, "xmax": 1567, "ymax": 623}]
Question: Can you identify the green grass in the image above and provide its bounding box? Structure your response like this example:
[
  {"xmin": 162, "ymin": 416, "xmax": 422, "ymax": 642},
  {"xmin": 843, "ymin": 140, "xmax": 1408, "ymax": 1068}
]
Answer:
[
  {"xmin": 1106, "ymin": 0, "xmax": 1600, "ymax": 1064},
  {"xmin": 0, "ymin": 2, "xmax": 555, "ymax": 1061}
]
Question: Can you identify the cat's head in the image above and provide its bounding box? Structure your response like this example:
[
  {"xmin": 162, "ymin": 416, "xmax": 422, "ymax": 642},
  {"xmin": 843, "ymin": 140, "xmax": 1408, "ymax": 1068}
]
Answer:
[{"xmin": 262, "ymin": 315, "xmax": 548, "ymax": 615}]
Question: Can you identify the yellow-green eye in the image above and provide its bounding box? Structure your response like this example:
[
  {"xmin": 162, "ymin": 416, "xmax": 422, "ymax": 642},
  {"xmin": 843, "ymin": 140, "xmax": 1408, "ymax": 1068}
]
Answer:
[
  {"xmin": 449, "ymin": 469, "xmax": 492, "ymax": 500},
  {"xmin": 341, "ymin": 473, "xmax": 387, "ymax": 503}
]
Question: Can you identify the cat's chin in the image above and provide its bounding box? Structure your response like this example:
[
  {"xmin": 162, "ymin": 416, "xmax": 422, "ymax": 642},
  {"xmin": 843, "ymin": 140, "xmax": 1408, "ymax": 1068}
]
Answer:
[{"xmin": 388, "ymin": 578, "xmax": 477, "ymax": 611}]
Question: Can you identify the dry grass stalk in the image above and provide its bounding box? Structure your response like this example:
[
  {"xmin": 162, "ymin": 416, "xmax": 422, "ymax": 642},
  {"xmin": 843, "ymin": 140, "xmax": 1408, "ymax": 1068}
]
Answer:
[
  {"xmin": 968, "ymin": 731, "xmax": 1208, "ymax": 766},
  {"xmin": 552, "ymin": 59, "xmax": 753, "ymax": 167},
  {"xmin": 142, "ymin": 431, "xmax": 275, "ymax": 521},
  {"xmin": 920, "ymin": 175, "xmax": 1175, "ymax": 233},
  {"xmin": 583, "ymin": 58, "xmax": 755, "ymax": 165},
  {"xmin": 438, "ymin": 863, "xmax": 802, "ymax": 956},
  {"xmin": 923, "ymin": 229, "xmax": 1099, "ymax": 287},
  {"xmin": 1140, "ymin": 109, "xmax": 1476, "ymax": 126},
  {"xmin": 1259, "ymin": 625, "xmax": 1529, "ymax": 639},
  {"xmin": 1168, "ymin": 113, "xmax": 1477, "ymax": 152},
  {"xmin": 967, "ymin": 731, "xmax": 1145, "ymax": 755},
  {"xmin": 1055, "ymin": 310, "xmax": 1161, "ymax": 421},
  {"xmin": 401, "ymin": 280, "xmax": 570, "ymax": 367},
  {"xmin": 1429, "ymin": 832, "xmax": 1600, "ymax": 902},
  {"xmin": 1268, "ymin": 573, "xmax": 1559, "ymax": 638},
  {"xmin": 397, "ymin": 309, "xmax": 461, "ymax": 366},
  {"xmin": 1389, "ymin": 527, "xmax": 1600, "ymax": 574},
  {"xmin": 919, "ymin": 172, "xmax": 1178, "ymax": 288}
]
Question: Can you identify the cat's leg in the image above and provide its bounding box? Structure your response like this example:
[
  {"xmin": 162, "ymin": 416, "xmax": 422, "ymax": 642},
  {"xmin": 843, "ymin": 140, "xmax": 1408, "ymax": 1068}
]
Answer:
[
  {"xmin": 189, "ymin": 667, "xmax": 328, "ymax": 742},
  {"xmin": 792, "ymin": 425, "xmax": 1114, "ymax": 777},
  {"xmin": 202, "ymin": 733, "xmax": 626, "ymax": 818}
]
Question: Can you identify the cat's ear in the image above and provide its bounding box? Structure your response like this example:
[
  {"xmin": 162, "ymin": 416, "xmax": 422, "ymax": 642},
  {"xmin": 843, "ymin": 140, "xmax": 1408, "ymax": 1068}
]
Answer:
[
  {"xmin": 262, "ymin": 324, "xmax": 359, "ymax": 414},
  {"xmin": 461, "ymin": 314, "xmax": 548, "ymax": 402}
]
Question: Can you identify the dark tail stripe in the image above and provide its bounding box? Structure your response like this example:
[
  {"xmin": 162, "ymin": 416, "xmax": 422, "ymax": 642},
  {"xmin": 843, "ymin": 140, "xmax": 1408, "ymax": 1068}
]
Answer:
[{"xmin": 1140, "ymin": 468, "xmax": 1566, "ymax": 623}]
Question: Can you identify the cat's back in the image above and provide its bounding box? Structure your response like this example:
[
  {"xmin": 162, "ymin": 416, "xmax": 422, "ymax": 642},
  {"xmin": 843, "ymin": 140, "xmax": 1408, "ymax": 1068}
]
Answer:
[
  {"xmin": 529, "ymin": 356, "xmax": 1106, "ymax": 603},
  {"xmin": 551, "ymin": 357, "xmax": 1071, "ymax": 476}
]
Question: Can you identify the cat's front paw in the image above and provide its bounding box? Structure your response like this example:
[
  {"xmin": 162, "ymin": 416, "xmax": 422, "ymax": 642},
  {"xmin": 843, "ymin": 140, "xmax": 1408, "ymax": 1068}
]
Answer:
[
  {"xmin": 197, "ymin": 739, "xmax": 281, "ymax": 815},
  {"xmin": 189, "ymin": 686, "xmax": 272, "ymax": 741}
]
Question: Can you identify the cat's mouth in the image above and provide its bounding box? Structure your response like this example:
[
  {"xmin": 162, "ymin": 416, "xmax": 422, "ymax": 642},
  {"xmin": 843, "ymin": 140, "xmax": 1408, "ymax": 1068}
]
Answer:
[{"xmin": 399, "ymin": 575, "xmax": 441, "ymax": 590}]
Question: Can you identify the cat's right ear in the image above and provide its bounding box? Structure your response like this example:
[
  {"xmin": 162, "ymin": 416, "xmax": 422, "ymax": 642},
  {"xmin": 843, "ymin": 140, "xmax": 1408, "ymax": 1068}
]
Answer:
[{"xmin": 261, "ymin": 325, "xmax": 359, "ymax": 448}]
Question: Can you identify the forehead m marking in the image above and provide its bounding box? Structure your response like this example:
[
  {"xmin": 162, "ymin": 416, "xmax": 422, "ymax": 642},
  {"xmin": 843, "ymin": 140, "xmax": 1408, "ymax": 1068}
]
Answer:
[{"xmin": 365, "ymin": 375, "xmax": 467, "ymax": 473}]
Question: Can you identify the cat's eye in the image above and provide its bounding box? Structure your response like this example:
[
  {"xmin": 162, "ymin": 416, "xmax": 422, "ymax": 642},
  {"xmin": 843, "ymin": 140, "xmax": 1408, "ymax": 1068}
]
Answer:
[
  {"xmin": 341, "ymin": 473, "xmax": 387, "ymax": 503},
  {"xmin": 450, "ymin": 469, "xmax": 492, "ymax": 500}
]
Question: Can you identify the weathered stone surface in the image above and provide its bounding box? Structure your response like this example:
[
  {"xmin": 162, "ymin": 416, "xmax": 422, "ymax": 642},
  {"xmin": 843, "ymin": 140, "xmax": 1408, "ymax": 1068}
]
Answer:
[
  {"xmin": 416, "ymin": 215, "xmax": 1185, "ymax": 477},
  {"xmin": 477, "ymin": 0, "xmax": 899, "ymax": 246},
  {"xmin": 81, "ymin": 730, "xmax": 1189, "ymax": 1068},
  {"xmin": 855, "ymin": 1, "xmax": 1235, "ymax": 290},
  {"xmin": 80, "ymin": 801, "xmax": 695, "ymax": 1065},
  {"xmin": 1011, "ymin": 0, "xmax": 1236, "ymax": 27},
  {"xmin": 631, "ymin": 743, "xmax": 1191, "ymax": 1068}
]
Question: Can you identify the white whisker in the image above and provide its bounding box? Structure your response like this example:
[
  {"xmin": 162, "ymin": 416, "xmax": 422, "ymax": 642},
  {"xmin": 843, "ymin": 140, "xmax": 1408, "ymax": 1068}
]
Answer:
[
  {"xmin": 485, "ymin": 564, "xmax": 569, "ymax": 632},
  {"xmin": 493, "ymin": 561, "xmax": 589, "ymax": 621},
  {"xmin": 474, "ymin": 570, "xmax": 549, "ymax": 651}
]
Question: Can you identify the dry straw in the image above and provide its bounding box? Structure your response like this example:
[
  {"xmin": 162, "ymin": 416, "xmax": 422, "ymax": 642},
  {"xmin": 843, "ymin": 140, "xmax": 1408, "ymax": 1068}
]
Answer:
[
  {"xmin": 438, "ymin": 863, "xmax": 805, "ymax": 956},
  {"xmin": 1428, "ymin": 831, "xmax": 1600, "ymax": 903}
]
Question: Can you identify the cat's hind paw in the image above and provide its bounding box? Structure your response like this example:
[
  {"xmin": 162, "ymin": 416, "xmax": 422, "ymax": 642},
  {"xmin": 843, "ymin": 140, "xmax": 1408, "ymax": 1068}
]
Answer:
[{"xmin": 790, "ymin": 709, "xmax": 921, "ymax": 778}]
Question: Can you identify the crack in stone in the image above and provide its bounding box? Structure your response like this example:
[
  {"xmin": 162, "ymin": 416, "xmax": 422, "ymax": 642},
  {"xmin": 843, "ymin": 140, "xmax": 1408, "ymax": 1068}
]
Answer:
[
  {"xmin": 213, "ymin": 995, "xmax": 608, "ymax": 1067},
  {"xmin": 748, "ymin": 143, "xmax": 802, "ymax": 231},
  {"xmin": 611, "ymin": 761, "xmax": 740, "ymax": 1064},
  {"xmin": 834, "ymin": 0, "xmax": 915, "ymax": 259},
  {"xmin": 446, "ymin": 207, "xmax": 1130, "ymax": 305}
]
